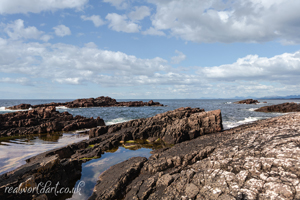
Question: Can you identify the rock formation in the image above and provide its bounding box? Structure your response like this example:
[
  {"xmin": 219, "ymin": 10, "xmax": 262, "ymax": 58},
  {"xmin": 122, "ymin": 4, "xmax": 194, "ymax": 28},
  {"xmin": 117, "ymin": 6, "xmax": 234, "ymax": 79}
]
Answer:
[
  {"xmin": 0, "ymin": 107, "xmax": 222, "ymax": 200},
  {"xmin": 90, "ymin": 113, "xmax": 300, "ymax": 200},
  {"xmin": 255, "ymin": 102, "xmax": 300, "ymax": 113},
  {"xmin": 6, "ymin": 96, "xmax": 164, "ymax": 110},
  {"xmin": 89, "ymin": 107, "xmax": 223, "ymax": 145},
  {"xmin": 234, "ymin": 99, "xmax": 259, "ymax": 104},
  {"xmin": 0, "ymin": 106, "xmax": 105, "ymax": 137}
]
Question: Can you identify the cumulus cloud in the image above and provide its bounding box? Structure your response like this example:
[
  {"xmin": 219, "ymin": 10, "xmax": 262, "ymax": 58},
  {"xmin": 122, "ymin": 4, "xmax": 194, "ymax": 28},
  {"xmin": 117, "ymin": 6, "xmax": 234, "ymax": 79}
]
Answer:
[
  {"xmin": 128, "ymin": 6, "xmax": 151, "ymax": 21},
  {"xmin": 106, "ymin": 13, "xmax": 140, "ymax": 33},
  {"xmin": 171, "ymin": 50, "xmax": 186, "ymax": 64},
  {"xmin": 0, "ymin": 0, "xmax": 88, "ymax": 14},
  {"xmin": 81, "ymin": 15, "xmax": 105, "ymax": 27},
  {"xmin": 0, "ymin": 38, "xmax": 172, "ymax": 86},
  {"xmin": 3, "ymin": 19, "xmax": 52, "ymax": 41},
  {"xmin": 199, "ymin": 51, "xmax": 300, "ymax": 84},
  {"xmin": 53, "ymin": 25, "xmax": 71, "ymax": 37},
  {"xmin": 103, "ymin": 0, "xmax": 128, "ymax": 10},
  {"xmin": 147, "ymin": 0, "xmax": 300, "ymax": 44}
]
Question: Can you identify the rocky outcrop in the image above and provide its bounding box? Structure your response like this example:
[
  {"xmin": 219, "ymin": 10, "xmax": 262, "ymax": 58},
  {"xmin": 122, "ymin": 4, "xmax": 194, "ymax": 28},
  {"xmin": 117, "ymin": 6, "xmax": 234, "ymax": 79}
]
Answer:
[
  {"xmin": 0, "ymin": 107, "xmax": 222, "ymax": 200},
  {"xmin": 0, "ymin": 106, "xmax": 105, "ymax": 137},
  {"xmin": 234, "ymin": 99, "xmax": 259, "ymax": 104},
  {"xmin": 89, "ymin": 107, "xmax": 223, "ymax": 145},
  {"xmin": 6, "ymin": 96, "xmax": 164, "ymax": 110},
  {"xmin": 90, "ymin": 113, "xmax": 300, "ymax": 200},
  {"xmin": 255, "ymin": 102, "xmax": 300, "ymax": 113}
]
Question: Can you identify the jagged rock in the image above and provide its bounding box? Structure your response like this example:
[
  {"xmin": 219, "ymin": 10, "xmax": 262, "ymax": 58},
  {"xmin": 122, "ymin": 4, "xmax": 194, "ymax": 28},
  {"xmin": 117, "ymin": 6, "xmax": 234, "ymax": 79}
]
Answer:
[
  {"xmin": 0, "ymin": 107, "xmax": 223, "ymax": 200},
  {"xmin": 255, "ymin": 102, "xmax": 300, "ymax": 113},
  {"xmin": 89, "ymin": 107, "xmax": 223, "ymax": 145},
  {"xmin": 102, "ymin": 113, "xmax": 300, "ymax": 200},
  {"xmin": 6, "ymin": 96, "xmax": 164, "ymax": 110},
  {"xmin": 234, "ymin": 99, "xmax": 259, "ymax": 104},
  {"xmin": 0, "ymin": 106, "xmax": 105, "ymax": 137}
]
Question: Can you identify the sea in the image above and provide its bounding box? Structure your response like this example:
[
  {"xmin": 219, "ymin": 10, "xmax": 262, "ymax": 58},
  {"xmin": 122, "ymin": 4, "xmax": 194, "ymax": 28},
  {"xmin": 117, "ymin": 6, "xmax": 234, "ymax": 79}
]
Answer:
[{"xmin": 0, "ymin": 98, "xmax": 295, "ymax": 199}]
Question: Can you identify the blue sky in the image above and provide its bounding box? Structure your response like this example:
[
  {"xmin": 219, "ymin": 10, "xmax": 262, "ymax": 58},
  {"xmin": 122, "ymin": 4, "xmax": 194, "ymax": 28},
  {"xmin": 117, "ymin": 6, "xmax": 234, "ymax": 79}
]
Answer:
[{"xmin": 1, "ymin": 0, "xmax": 300, "ymax": 99}]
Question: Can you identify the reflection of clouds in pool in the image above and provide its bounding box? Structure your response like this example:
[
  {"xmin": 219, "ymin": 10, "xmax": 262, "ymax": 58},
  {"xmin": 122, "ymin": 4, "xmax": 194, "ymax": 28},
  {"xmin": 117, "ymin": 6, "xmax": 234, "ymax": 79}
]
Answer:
[
  {"xmin": 0, "ymin": 134, "xmax": 88, "ymax": 175},
  {"xmin": 84, "ymin": 157, "xmax": 112, "ymax": 168}
]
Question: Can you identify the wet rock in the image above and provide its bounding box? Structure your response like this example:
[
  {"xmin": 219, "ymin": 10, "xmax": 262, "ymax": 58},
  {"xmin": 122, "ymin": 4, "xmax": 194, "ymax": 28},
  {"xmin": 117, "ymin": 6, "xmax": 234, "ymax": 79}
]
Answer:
[
  {"xmin": 89, "ymin": 107, "xmax": 223, "ymax": 145},
  {"xmin": 255, "ymin": 102, "xmax": 300, "ymax": 112},
  {"xmin": 234, "ymin": 99, "xmax": 259, "ymax": 104},
  {"xmin": 0, "ymin": 107, "xmax": 105, "ymax": 137}
]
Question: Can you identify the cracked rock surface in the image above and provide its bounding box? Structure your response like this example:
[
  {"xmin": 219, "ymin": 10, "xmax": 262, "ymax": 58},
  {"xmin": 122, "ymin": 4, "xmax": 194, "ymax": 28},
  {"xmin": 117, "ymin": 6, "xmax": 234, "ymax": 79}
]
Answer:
[{"xmin": 91, "ymin": 113, "xmax": 300, "ymax": 200}]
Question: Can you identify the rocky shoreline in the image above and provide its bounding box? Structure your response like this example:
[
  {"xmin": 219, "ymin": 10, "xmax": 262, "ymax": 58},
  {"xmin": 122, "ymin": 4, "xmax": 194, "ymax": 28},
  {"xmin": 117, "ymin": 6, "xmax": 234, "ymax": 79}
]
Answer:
[
  {"xmin": 0, "ymin": 106, "xmax": 104, "ymax": 137},
  {"xmin": 6, "ymin": 96, "xmax": 164, "ymax": 110},
  {"xmin": 0, "ymin": 107, "xmax": 222, "ymax": 200},
  {"xmin": 1, "ymin": 105, "xmax": 300, "ymax": 199}
]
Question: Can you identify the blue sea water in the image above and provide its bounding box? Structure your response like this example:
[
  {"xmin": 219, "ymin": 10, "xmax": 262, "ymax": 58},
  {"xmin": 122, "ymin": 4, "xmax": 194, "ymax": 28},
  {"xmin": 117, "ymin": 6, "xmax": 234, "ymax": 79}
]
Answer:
[{"xmin": 0, "ymin": 98, "xmax": 296, "ymax": 198}]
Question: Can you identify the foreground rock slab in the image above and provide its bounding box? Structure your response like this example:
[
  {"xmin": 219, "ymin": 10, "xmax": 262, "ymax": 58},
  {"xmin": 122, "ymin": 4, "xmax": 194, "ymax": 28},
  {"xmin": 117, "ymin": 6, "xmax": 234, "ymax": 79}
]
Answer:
[
  {"xmin": 256, "ymin": 102, "xmax": 300, "ymax": 113},
  {"xmin": 0, "ymin": 106, "xmax": 104, "ymax": 137},
  {"xmin": 234, "ymin": 99, "xmax": 259, "ymax": 104},
  {"xmin": 90, "ymin": 113, "xmax": 300, "ymax": 200},
  {"xmin": 7, "ymin": 96, "xmax": 164, "ymax": 110}
]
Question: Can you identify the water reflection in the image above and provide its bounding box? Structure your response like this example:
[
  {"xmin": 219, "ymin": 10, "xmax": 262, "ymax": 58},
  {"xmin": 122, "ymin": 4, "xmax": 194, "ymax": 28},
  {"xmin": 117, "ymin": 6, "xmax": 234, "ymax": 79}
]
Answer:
[
  {"xmin": 69, "ymin": 147, "xmax": 152, "ymax": 200},
  {"xmin": 0, "ymin": 133, "xmax": 89, "ymax": 175}
]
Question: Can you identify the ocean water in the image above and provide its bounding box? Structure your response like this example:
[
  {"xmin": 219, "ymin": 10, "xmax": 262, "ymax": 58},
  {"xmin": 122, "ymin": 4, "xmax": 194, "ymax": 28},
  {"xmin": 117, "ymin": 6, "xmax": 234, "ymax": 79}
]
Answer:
[{"xmin": 0, "ymin": 98, "xmax": 291, "ymax": 128}]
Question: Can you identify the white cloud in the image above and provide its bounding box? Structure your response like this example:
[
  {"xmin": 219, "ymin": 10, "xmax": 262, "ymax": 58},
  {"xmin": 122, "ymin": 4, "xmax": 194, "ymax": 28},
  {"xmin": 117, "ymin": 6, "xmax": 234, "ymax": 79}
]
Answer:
[
  {"xmin": 0, "ymin": 0, "xmax": 88, "ymax": 14},
  {"xmin": 81, "ymin": 15, "xmax": 105, "ymax": 27},
  {"xmin": 106, "ymin": 13, "xmax": 140, "ymax": 33},
  {"xmin": 53, "ymin": 25, "xmax": 71, "ymax": 37},
  {"xmin": 128, "ymin": 6, "xmax": 151, "ymax": 21},
  {"xmin": 148, "ymin": 0, "xmax": 300, "ymax": 44},
  {"xmin": 3, "ymin": 19, "xmax": 52, "ymax": 41},
  {"xmin": 103, "ymin": 0, "xmax": 128, "ymax": 10},
  {"xmin": 0, "ymin": 38, "xmax": 172, "ymax": 86},
  {"xmin": 142, "ymin": 27, "xmax": 165, "ymax": 36},
  {"xmin": 171, "ymin": 50, "xmax": 186, "ymax": 64},
  {"xmin": 199, "ymin": 51, "xmax": 300, "ymax": 84}
]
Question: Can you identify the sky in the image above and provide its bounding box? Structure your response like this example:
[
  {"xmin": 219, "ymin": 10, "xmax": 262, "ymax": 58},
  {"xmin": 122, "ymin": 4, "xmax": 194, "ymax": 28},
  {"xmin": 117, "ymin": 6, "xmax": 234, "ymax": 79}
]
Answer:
[{"xmin": 1, "ymin": 0, "xmax": 300, "ymax": 99}]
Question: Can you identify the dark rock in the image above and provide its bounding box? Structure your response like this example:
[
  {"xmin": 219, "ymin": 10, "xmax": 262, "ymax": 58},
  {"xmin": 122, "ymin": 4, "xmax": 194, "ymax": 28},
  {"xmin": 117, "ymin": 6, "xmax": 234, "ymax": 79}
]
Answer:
[
  {"xmin": 255, "ymin": 102, "xmax": 300, "ymax": 113},
  {"xmin": 234, "ymin": 99, "xmax": 259, "ymax": 104},
  {"xmin": 7, "ymin": 96, "xmax": 164, "ymax": 110},
  {"xmin": 0, "ymin": 107, "xmax": 105, "ymax": 137},
  {"xmin": 89, "ymin": 107, "xmax": 223, "ymax": 145}
]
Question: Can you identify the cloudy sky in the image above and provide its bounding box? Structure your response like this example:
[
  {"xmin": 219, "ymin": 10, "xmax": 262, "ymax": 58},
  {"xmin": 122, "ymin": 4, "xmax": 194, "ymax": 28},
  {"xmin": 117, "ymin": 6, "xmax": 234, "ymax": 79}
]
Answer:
[{"xmin": 1, "ymin": 0, "xmax": 300, "ymax": 99}]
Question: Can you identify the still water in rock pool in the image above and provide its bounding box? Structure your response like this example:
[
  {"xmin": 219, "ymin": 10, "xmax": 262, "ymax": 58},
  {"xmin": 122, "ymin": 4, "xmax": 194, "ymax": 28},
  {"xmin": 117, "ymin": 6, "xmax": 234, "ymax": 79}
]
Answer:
[{"xmin": 68, "ymin": 147, "xmax": 152, "ymax": 200}]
